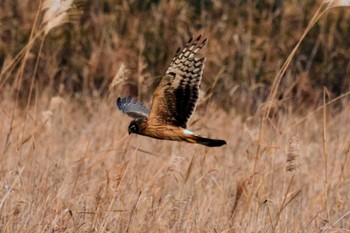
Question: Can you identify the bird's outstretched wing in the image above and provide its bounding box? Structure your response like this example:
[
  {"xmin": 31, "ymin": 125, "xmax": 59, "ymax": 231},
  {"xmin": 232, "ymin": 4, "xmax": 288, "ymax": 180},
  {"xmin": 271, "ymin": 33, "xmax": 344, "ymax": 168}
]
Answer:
[
  {"xmin": 149, "ymin": 35, "xmax": 207, "ymax": 128},
  {"xmin": 116, "ymin": 96, "xmax": 150, "ymax": 119}
]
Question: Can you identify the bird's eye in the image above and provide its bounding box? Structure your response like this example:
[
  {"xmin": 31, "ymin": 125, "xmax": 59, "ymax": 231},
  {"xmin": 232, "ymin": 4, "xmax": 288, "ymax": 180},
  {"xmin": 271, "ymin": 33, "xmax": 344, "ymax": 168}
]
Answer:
[{"xmin": 131, "ymin": 124, "xmax": 138, "ymax": 132}]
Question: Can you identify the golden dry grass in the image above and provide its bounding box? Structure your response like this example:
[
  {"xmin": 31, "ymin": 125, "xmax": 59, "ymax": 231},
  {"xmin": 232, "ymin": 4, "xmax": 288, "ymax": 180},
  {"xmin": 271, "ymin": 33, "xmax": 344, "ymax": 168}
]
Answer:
[
  {"xmin": 1, "ymin": 0, "xmax": 350, "ymax": 232},
  {"xmin": 1, "ymin": 89, "xmax": 350, "ymax": 232}
]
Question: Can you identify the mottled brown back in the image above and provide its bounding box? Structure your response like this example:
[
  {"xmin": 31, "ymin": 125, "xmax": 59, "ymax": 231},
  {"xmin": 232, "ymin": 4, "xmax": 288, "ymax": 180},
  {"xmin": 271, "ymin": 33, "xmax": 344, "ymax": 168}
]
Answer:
[{"xmin": 149, "ymin": 35, "xmax": 207, "ymax": 128}]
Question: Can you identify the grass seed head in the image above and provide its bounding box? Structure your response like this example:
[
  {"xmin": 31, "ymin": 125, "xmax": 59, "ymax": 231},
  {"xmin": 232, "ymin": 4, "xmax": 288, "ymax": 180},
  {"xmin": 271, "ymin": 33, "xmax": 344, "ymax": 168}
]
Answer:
[
  {"xmin": 286, "ymin": 134, "xmax": 301, "ymax": 172},
  {"xmin": 109, "ymin": 63, "xmax": 129, "ymax": 90},
  {"xmin": 42, "ymin": 0, "xmax": 74, "ymax": 35}
]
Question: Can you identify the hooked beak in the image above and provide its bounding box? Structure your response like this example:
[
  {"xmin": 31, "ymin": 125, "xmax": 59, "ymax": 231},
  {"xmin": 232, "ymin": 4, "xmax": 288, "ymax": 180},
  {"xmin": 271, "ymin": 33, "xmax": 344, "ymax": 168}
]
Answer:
[{"xmin": 128, "ymin": 128, "xmax": 132, "ymax": 135}]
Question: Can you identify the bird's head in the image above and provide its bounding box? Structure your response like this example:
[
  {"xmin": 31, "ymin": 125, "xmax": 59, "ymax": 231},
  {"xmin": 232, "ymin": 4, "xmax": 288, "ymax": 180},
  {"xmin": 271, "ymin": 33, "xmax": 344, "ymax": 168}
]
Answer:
[{"xmin": 128, "ymin": 119, "xmax": 142, "ymax": 135}]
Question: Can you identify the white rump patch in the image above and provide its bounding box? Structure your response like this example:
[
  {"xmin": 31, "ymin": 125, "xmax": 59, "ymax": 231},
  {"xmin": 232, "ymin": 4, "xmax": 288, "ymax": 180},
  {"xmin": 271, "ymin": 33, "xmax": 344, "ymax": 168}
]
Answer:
[{"xmin": 184, "ymin": 129, "xmax": 195, "ymax": 135}]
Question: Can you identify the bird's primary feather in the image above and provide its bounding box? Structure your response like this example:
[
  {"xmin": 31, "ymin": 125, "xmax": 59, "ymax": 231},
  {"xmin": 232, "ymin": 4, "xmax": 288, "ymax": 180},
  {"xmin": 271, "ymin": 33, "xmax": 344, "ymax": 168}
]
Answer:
[{"xmin": 116, "ymin": 96, "xmax": 150, "ymax": 119}]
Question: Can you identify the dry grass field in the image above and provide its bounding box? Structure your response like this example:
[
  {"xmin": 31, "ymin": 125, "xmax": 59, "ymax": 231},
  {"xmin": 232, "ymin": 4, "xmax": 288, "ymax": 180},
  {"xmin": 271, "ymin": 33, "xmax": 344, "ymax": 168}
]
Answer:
[{"xmin": 1, "ymin": 0, "xmax": 350, "ymax": 232}]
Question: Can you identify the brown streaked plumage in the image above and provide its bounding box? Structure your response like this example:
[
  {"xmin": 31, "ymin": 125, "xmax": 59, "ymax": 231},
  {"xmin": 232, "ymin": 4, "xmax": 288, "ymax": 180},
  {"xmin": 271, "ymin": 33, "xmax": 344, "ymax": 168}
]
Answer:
[{"xmin": 116, "ymin": 35, "xmax": 226, "ymax": 147}]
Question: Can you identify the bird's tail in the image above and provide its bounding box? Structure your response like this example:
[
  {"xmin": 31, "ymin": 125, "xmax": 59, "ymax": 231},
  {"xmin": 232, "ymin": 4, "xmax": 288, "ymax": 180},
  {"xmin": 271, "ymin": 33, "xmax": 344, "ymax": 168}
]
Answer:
[{"xmin": 187, "ymin": 135, "xmax": 226, "ymax": 147}]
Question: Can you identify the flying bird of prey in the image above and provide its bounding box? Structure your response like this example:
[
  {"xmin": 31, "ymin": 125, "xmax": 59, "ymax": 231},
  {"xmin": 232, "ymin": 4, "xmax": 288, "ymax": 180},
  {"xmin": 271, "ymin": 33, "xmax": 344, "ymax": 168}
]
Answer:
[{"xmin": 116, "ymin": 35, "xmax": 226, "ymax": 147}]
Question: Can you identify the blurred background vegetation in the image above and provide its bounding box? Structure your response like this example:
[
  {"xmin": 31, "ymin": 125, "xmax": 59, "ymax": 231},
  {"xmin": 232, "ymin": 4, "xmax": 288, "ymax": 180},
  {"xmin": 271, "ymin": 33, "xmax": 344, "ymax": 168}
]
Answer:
[{"xmin": 1, "ymin": 0, "xmax": 350, "ymax": 114}]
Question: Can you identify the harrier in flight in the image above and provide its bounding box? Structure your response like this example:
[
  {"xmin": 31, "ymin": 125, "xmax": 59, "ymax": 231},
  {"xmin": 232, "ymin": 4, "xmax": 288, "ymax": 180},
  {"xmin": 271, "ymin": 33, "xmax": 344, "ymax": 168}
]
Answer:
[{"xmin": 116, "ymin": 35, "xmax": 226, "ymax": 147}]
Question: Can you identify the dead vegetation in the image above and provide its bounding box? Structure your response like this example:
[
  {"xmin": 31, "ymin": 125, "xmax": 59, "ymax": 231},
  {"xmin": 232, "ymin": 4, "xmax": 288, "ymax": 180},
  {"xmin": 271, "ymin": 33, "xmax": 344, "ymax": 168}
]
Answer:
[{"xmin": 1, "ymin": 0, "xmax": 350, "ymax": 232}]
